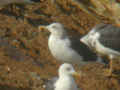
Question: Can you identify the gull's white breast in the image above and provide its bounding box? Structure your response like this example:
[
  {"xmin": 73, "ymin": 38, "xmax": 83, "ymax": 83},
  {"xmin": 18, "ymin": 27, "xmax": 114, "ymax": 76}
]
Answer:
[
  {"xmin": 48, "ymin": 35, "xmax": 83, "ymax": 64},
  {"xmin": 54, "ymin": 76, "xmax": 78, "ymax": 90}
]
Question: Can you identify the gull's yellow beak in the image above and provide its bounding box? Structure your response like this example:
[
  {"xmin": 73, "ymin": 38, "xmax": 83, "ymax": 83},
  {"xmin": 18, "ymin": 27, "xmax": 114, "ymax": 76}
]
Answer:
[
  {"xmin": 72, "ymin": 72, "xmax": 81, "ymax": 77},
  {"xmin": 38, "ymin": 26, "xmax": 46, "ymax": 31},
  {"xmin": 38, "ymin": 25, "xmax": 50, "ymax": 36}
]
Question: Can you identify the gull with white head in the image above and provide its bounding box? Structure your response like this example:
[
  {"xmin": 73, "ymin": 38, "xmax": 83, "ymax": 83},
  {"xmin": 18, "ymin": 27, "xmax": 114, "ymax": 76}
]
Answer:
[
  {"xmin": 45, "ymin": 63, "xmax": 81, "ymax": 90},
  {"xmin": 80, "ymin": 23, "xmax": 120, "ymax": 77},
  {"xmin": 39, "ymin": 22, "xmax": 103, "ymax": 65}
]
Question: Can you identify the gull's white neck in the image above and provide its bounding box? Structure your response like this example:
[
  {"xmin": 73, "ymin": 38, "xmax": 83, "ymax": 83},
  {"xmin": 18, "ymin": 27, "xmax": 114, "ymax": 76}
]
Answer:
[
  {"xmin": 55, "ymin": 74, "xmax": 78, "ymax": 90},
  {"xmin": 50, "ymin": 31, "xmax": 68, "ymax": 39}
]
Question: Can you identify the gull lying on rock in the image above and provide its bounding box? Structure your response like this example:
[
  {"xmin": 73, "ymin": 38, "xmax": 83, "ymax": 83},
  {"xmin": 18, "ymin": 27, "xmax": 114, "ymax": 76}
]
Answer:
[{"xmin": 45, "ymin": 63, "xmax": 81, "ymax": 90}]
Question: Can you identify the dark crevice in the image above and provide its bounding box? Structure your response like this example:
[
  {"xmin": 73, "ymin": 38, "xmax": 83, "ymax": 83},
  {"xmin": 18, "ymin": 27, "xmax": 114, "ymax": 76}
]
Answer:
[{"xmin": 27, "ymin": 18, "xmax": 50, "ymax": 27}]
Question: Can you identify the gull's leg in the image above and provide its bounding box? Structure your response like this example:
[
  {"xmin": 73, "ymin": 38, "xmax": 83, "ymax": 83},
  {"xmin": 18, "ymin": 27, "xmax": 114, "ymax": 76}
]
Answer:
[
  {"xmin": 103, "ymin": 60, "xmax": 113, "ymax": 77},
  {"xmin": 12, "ymin": 4, "xmax": 17, "ymax": 13},
  {"xmin": 109, "ymin": 59, "xmax": 113, "ymax": 76},
  {"xmin": 103, "ymin": 55, "xmax": 118, "ymax": 77},
  {"xmin": 8, "ymin": 3, "xmax": 20, "ymax": 16},
  {"xmin": 11, "ymin": 4, "xmax": 18, "ymax": 14},
  {"xmin": 0, "ymin": 8, "xmax": 3, "ymax": 10}
]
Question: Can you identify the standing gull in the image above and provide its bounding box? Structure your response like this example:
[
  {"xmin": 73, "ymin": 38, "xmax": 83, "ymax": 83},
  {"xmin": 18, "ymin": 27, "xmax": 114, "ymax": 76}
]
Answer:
[
  {"xmin": 80, "ymin": 24, "xmax": 120, "ymax": 76},
  {"xmin": 45, "ymin": 63, "xmax": 80, "ymax": 90},
  {"xmin": 39, "ymin": 22, "xmax": 102, "ymax": 65}
]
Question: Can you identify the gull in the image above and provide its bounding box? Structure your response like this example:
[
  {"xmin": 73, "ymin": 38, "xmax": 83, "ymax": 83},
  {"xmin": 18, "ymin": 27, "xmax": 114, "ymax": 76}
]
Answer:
[
  {"xmin": 39, "ymin": 22, "xmax": 103, "ymax": 65},
  {"xmin": 80, "ymin": 23, "xmax": 120, "ymax": 76},
  {"xmin": 45, "ymin": 63, "xmax": 80, "ymax": 90}
]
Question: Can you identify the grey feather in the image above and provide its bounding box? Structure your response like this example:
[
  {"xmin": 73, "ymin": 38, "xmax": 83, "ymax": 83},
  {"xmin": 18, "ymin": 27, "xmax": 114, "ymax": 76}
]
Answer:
[
  {"xmin": 45, "ymin": 77, "xmax": 58, "ymax": 90},
  {"xmin": 70, "ymin": 37, "xmax": 98, "ymax": 61},
  {"xmin": 98, "ymin": 24, "xmax": 120, "ymax": 52}
]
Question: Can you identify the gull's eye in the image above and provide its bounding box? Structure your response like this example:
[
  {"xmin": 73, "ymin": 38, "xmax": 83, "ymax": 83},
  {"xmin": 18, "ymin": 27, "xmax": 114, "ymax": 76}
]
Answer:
[
  {"xmin": 89, "ymin": 32, "xmax": 93, "ymax": 35},
  {"xmin": 66, "ymin": 67, "xmax": 71, "ymax": 71},
  {"xmin": 52, "ymin": 25, "xmax": 57, "ymax": 28},
  {"xmin": 90, "ymin": 31, "xmax": 96, "ymax": 35}
]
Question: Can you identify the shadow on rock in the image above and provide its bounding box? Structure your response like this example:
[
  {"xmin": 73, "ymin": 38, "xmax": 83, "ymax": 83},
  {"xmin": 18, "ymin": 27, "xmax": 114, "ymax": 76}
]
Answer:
[{"xmin": 0, "ymin": 84, "xmax": 31, "ymax": 90}]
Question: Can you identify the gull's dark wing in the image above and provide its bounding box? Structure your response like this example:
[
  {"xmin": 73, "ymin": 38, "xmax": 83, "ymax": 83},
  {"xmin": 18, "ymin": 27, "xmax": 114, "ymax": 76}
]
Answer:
[
  {"xmin": 98, "ymin": 24, "xmax": 120, "ymax": 52},
  {"xmin": 45, "ymin": 77, "xmax": 58, "ymax": 90},
  {"xmin": 69, "ymin": 37, "xmax": 98, "ymax": 61},
  {"xmin": 91, "ymin": 23, "xmax": 108, "ymax": 32}
]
